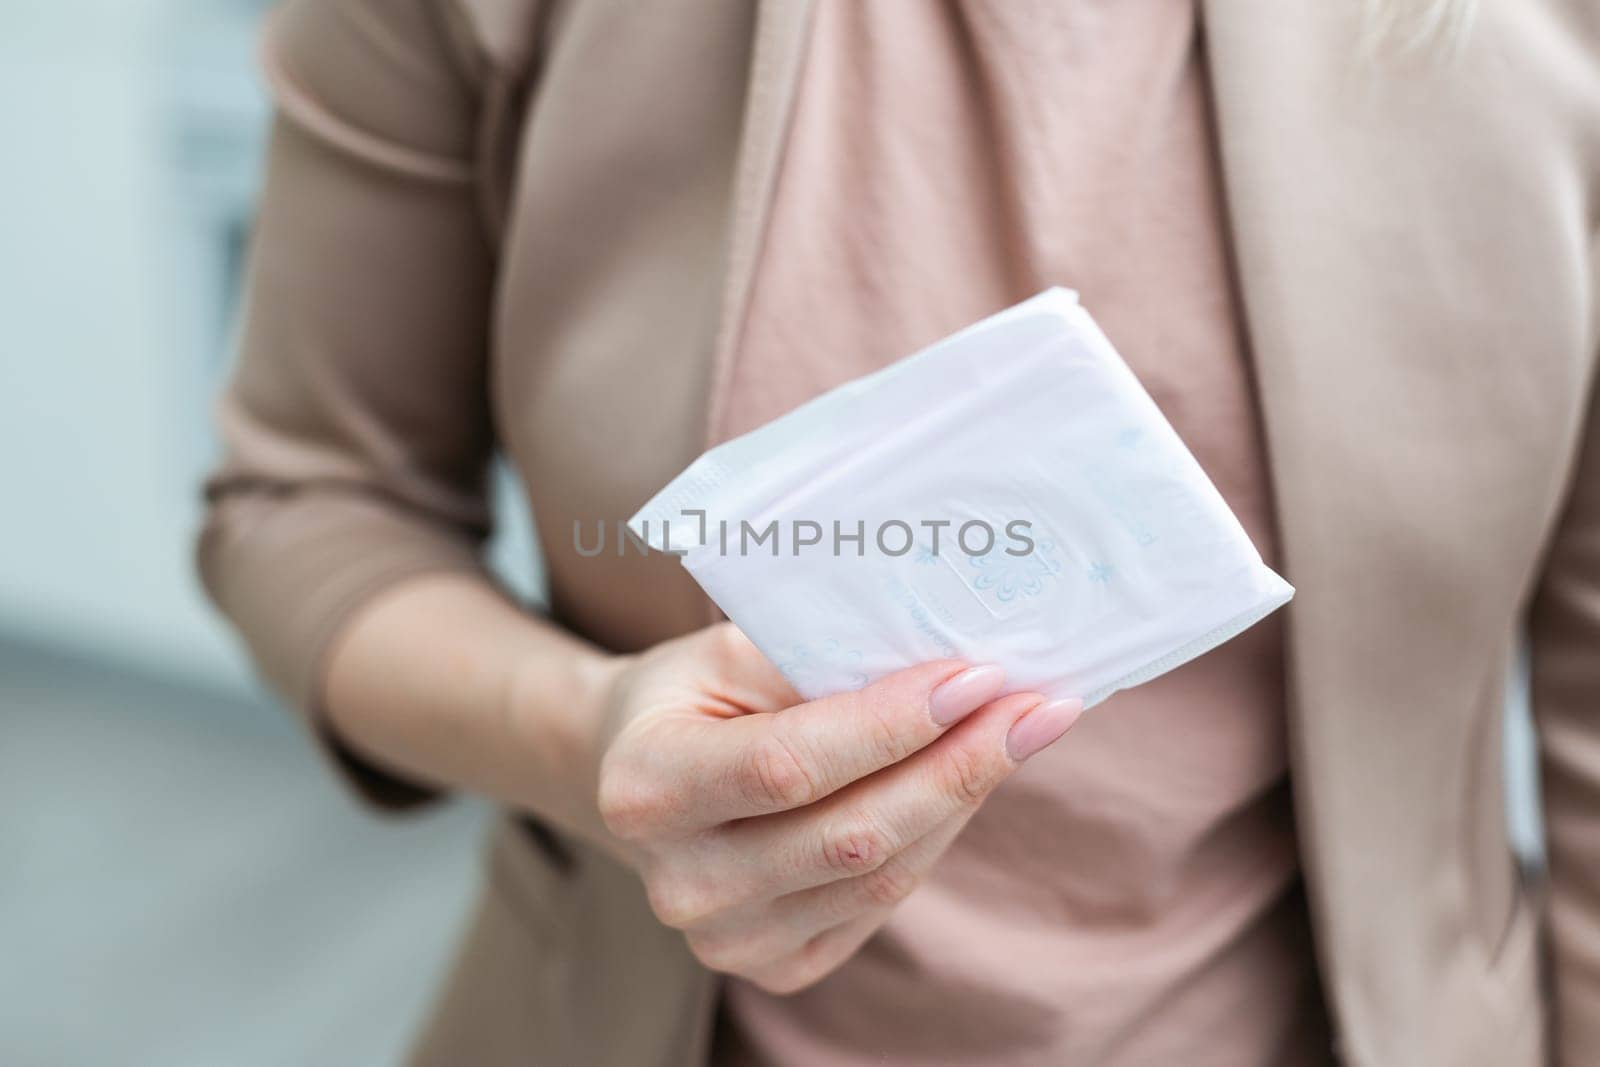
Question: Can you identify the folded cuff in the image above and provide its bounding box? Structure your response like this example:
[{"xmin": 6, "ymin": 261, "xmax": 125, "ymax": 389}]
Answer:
[{"xmin": 197, "ymin": 485, "xmax": 489, "ymax": 809}]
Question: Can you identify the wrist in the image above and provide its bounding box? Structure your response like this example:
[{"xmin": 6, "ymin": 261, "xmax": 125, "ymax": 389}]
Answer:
[{"xmin": 503, "ymin": 636, "xmax": 635, "ymax": 847}]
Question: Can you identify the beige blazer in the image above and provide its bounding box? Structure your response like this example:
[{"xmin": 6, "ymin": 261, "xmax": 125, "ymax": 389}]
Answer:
[{"xmin": 198, "ymin": 1, "xmax": 1600, "ymax": 1064}]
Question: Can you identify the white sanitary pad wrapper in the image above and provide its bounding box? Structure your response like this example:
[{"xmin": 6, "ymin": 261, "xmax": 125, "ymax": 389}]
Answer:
[{"xmin": 628, "ymin": 288, "xmax": 1293, "ymax": 709}]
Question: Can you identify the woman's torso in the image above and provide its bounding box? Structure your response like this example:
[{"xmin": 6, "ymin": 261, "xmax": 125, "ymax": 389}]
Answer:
[{"xmin": 397, "ymin": 1, "xmax": 1596, "ymax": 1062}]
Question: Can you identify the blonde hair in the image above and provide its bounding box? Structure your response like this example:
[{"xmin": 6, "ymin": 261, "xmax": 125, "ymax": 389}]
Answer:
[{"xmin": 1362, "ymin": 0, "xmax": 1480, "ymax": 57}]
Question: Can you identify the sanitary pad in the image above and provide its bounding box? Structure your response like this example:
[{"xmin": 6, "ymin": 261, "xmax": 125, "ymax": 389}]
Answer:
[{"xmin": 628, "ymin": 288, "xmax": 1292, "ymax": 709}]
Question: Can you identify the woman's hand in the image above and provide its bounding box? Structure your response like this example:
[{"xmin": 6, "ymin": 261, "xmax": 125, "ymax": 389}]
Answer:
[{"xmin": 593, "ymin": 623, "xmax": 1083, "ymax": 994}]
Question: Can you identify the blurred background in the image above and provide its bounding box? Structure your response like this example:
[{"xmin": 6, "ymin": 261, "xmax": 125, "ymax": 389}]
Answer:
[
  {"xmin": 0, "ymin": 1, "xmax": 1545, "ymax": 1065},
  {"xmin": 0, "ymin": 2, "xmax": 540, "ymax": 1062}
]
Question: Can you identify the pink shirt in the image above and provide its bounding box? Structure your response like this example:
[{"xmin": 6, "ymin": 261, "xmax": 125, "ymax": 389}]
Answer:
[{"xmin": 712, "ymin": 1, "xmax": 1330, "ymax": 1063}]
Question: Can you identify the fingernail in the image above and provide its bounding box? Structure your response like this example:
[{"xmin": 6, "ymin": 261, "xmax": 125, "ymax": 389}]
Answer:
[
  {"xmin": 929, "ymin": 665, "xmax": 1007, "ymax": 726},
  {"xmin": 1005, "ymin": 697, "xmax": 1084, "ymax": 762}
]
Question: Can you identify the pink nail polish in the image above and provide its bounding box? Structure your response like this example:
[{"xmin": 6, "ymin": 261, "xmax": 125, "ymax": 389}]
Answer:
[
  {"xmin": 1005, "ymin": 698, "xmax": 1084, "ymax": 761},
  {"xmin": 928, "ymin": 665, "xmax": 1007, "ymax": 726}
]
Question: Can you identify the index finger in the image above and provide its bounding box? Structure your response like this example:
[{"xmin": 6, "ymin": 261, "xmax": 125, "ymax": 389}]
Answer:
[{"xmin": 691, "ymin": 659, "xmax": 1008, "ymax": 824}]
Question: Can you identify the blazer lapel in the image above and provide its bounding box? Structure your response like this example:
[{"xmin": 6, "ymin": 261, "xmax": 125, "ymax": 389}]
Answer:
[
  {"xmin": 1203, "ymin": 0, "xmax": 1586, "ymax": 1057},
  {"xmin": 703, "ymin": 0, "xmax": 817, "ymax": 452},
  {"xmin": 692, "ymin": 0, "xmax": 815, "ymax": 627}
]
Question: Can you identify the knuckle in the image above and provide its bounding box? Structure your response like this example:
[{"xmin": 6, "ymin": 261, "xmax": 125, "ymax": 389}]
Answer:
[
  {"xmin": 709, "ymin": 621, "xmax": 754, "ymax": 664},
  {"xmin": 858, "ymin": 691, "xmax": 913, "ymax": 767},
  {"xmin": 942, "ymin": 742, "xmax": 999, "ymax": 807},
  {"xmin": 596, "ymin": 768, "xmax": 663, "ymax": 841},
  {"xmin": 754, "ymin": 938, "xmax": 842, "ymax": 996},
  {"xmin": 751, "ymin": 964, "xmax": 817, "ymax": 997},
  {"xmin": 644, "ymin": 874, "xmax": 714, "ymax": 930},
  {"xmin": 738, "ymin": 734, "xmax": 821, "ymax": 811},
  {"xmin": 685, "ymin": 930, "xmax": 758, "ymax": 975},
  {"xmin": 820, "ymin": 817, "xmax": 891, "ymax": 877},
  {"xmin": 858, "ymin": 861, "xmax": 918, "ymax": 909}
]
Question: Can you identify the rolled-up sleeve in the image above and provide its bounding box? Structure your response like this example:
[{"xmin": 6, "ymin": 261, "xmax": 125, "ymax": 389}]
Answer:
[{"xmin": 197, "ymin": 0, "xmax": 502, "ymax": 807}]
